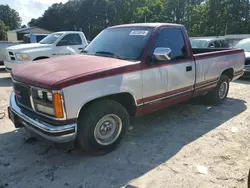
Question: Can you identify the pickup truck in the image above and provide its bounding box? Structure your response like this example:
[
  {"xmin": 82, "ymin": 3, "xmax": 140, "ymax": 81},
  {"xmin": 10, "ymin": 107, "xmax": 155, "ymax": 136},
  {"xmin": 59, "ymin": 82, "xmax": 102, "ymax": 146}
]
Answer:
[
  {"xmin": 4, "ymin": 31, "xmax": 88, "ymax": 71},
  {"xmin": 8, "ymin": 23, "xmax": 245, "ymax": 154}
]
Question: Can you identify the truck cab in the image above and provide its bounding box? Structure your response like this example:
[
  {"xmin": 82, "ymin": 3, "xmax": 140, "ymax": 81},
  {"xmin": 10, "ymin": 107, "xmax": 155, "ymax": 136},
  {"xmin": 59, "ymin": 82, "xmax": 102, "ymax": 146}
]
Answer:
[{"xmin": 4, "ymin": 31, "xmax": 88, "ymax": 71}]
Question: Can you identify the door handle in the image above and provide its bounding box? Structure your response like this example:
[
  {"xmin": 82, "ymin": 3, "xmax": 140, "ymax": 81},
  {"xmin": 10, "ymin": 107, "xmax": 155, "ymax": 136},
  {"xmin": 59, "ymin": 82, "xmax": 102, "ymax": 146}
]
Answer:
[
  {"xmin": 78, "ymin": 48, "xmax": 83, "ymax": 50},
  {"xmin": 186, "ymin": 66, "xmax": 192, "ymax": 72}
]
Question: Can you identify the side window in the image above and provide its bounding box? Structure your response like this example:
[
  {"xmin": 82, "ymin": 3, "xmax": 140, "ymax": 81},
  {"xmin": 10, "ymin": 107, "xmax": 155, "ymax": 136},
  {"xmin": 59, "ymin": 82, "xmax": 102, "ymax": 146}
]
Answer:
[
  {"xmin": 60, "ymin": 34, "xmax": 82, "ymax": 46},
  {"xmin": 153, "ymin": 28, "xmax": 188, "ymax": 60},
  {"xmin": 214, "ymin": 40, "xmax": 221, "ymax": 48},
  {"xmin": 208, "ymin": 41, "xmax": 215, "ymax": 48}
]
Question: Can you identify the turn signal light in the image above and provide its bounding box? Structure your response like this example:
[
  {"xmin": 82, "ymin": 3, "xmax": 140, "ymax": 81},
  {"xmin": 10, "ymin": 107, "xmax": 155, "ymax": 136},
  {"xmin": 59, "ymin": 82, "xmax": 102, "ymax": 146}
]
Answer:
[{"xmin": 53, "ymin": 93, "xmax": 64, "ymax": 118}]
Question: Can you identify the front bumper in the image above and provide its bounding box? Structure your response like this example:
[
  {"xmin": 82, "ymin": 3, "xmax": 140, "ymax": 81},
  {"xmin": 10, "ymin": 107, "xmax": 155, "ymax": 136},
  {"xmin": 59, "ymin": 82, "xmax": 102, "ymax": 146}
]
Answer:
[
  {"xmin": 8, "ymin": 91, "xmax": 77, "ymax": 143},
  {"xmin": 4, "ymin": 60, "xmax": 29, "ymax": 71}
]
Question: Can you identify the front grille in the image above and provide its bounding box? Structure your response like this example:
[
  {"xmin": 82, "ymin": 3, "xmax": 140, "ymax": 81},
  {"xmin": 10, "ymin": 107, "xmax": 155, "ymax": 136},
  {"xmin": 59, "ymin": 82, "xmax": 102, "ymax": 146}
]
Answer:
[
  {"xmin": 245, "ymin": 59, "xmax": 250, "ymax": 66},
  {"xmin": 13, "ymin": 82, "xmax": 32, "ymax": 109},
  {"xmin": 7, "ymin": 50, "xmax": 16, "ymax": 61}
]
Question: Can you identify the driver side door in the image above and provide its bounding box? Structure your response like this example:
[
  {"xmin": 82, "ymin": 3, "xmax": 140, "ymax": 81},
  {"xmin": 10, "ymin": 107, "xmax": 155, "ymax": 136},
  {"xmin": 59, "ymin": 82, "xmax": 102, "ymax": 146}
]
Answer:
[{"xmin": 53, "ymin": 34, "xmax": 83, "ymax": 57}]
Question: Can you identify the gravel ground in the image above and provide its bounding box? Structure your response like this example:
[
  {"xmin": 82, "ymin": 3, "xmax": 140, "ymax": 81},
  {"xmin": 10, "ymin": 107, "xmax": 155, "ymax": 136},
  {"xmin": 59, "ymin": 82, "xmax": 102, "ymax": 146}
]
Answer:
[{"xmin": 0, "ymin": 68, "xmax": 249, "ymax": 188}]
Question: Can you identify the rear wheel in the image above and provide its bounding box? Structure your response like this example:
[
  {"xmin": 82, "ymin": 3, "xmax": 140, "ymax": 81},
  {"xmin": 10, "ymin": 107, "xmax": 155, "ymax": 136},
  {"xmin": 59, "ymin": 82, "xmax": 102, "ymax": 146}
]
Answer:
[
  {"xmin": 77, "ymin": 99, "xmax": 129, "ymax": 154},
  {"xmin": 205, "ymin": 74, "xmax": 230, "ymax": 105}
]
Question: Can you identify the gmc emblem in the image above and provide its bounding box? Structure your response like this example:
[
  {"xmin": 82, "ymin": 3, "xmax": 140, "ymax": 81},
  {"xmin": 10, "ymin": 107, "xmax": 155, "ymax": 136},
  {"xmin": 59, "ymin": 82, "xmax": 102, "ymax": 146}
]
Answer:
[{"xmin": 15, "ymin": 90, "xmax": 21, "ymax": 98}]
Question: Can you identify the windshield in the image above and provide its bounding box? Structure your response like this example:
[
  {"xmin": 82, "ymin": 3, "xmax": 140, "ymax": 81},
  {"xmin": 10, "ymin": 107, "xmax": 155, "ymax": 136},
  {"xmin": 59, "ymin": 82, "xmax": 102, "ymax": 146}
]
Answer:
[
  {"xmin": 39, "ymin": 33, "xmax": 63, "ymax": 44},
  {"xmin": 234, "ymin": 39, "xmax": 250, "ymax": 52},
  {"xmin": 84, "ymin": 27, "xmax": 153, "ymax": 60},
  {"xmin": 191, "ymin": 39, "xmax": 209, "ymax": 48}
]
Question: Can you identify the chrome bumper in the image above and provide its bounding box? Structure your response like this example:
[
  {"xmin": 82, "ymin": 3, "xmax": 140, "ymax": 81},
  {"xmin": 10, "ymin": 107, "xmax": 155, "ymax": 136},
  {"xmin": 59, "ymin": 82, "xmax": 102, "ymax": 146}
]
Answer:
[{"xmin": 9, "ymin": 91, "xmax": 77, "ymax": 143}]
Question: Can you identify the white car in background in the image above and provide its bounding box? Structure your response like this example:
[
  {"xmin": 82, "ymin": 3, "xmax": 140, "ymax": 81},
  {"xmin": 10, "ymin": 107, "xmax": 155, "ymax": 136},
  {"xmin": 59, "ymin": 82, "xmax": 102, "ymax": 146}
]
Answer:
[
  {"xmin": 4, "ymin": 31, "xmax": 88, "ymax": 71},
  {"xmin": 234, "ymin": 38, "xmax": 250, "ymax": 77}
]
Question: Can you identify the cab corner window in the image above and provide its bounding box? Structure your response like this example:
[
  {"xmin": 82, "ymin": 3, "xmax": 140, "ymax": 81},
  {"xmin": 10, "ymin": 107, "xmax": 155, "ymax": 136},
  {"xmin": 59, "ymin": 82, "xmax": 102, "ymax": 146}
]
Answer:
[{"xmin": 153, "ymin": 28, "xmax": 188, "ymax": 61}]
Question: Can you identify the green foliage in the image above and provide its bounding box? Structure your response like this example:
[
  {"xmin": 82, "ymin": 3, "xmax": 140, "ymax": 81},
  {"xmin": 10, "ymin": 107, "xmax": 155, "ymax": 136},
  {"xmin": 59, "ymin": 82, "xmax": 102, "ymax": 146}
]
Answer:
[
  {"xmin": 28, "ymin": 0, "xmax": 250, "ymax": 39},
  {"xmin": 0, "ymin": 5, "xmax": 21, "ymax": 41},
  {"xmin": 0, "ymin": 5, "xmax": 21, "ymax": 30},
  {"xmin": 0, "ymin": 19, "xmax": 8, "ymax": 40}
]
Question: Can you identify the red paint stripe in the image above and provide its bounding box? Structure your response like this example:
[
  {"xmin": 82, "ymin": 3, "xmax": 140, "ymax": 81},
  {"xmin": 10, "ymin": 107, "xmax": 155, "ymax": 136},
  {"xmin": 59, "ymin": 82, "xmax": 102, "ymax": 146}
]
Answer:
[
  {"xmin": 137, "ymin": 85, "xmax": 194, "ymax": 105},
  {"xmin": 53, "ymin": 64, "xmax": 142, "ymax": 90},
  {"xmin": 195, "ymin": 78, "xmax": 219, "ymax": 87},
  {"xmin": 140, "ymin": 59, "xmax": 193, "ymax": 71},
  {"xmin": 194, "ymin": 49, "xmax": 243, "ymax": 61},
  {"xmin": 193, "ymin": 83, "xmax": 217, "ymax": 97},
  {"xmin": 136, "ymin": 91, "xmax": 193, "ymax": 116}
]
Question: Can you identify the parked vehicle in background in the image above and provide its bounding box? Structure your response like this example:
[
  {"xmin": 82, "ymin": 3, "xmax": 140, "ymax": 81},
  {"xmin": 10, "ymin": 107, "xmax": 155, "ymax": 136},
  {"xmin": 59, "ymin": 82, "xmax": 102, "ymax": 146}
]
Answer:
[
  {"xmin": 234, "ymin": 38, "xmax": 250, "ymax": 77},
  {"xmin": 23, "ymin": 33, "xmax": 49, "ymax": 44},
  {"xmin": 8, "ymin": 23, "xmax": 244, "ymax": 154},
  {"xmin": 0, "ymin": 41, "xmax": 22, "ymax": 65},
  {"xmin": 4, "ymin": 31, "xmax": 88, "ymax": 71},
  {"xmin": 191, "ymin": 38, "xmax": 229, "ymax": 48}
]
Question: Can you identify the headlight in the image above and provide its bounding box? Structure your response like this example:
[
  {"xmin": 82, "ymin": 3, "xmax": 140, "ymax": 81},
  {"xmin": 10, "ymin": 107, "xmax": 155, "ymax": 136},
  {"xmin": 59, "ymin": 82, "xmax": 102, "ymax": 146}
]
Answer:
[
  {"xmin": 15, "ymin": 53, "xmax": 30, "ymax": 61},
  {"xmin": 47, "ymin": 92, "xmax": 53, "ymax": 101},
  {"xmin": 31, "ymin": 89, "xmax": 64, "ymax": 118}
]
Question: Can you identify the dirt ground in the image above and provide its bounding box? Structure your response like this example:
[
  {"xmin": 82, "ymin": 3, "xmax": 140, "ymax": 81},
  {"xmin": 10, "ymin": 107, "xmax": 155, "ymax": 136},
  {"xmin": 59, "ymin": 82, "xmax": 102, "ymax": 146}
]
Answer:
[{"xmin": 0, "ymin": 68, "xmax": 250, "ymax": 188}]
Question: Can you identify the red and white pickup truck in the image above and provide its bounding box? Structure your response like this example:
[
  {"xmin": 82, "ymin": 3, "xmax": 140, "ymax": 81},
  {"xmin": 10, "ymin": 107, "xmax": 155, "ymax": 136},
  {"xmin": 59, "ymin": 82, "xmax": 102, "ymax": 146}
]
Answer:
[{"xmin": 8, "ymin": 23, "xmax": 244, "ymax": 154}]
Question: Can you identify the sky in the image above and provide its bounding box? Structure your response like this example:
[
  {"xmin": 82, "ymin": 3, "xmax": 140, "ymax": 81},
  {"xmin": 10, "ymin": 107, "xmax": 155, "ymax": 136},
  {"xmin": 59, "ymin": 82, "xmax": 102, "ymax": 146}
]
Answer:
[{"xmin": 1, "ymin": 0, "xmax": 69, "ymax": 26}]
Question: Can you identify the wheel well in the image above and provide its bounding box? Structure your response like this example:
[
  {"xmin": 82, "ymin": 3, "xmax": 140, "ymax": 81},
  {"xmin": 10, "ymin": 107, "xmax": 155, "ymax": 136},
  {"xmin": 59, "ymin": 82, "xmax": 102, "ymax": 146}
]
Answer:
[
  {"xmin": 222, "ymin": 68, "xmax": 234, "ymax": 81},
  {"xmin": 78, "ymin": 93, "xmax": 137, "ymax": 118},
  {"xmin": 33, "ymin": 56, "xmax": 49, "ymax": 61}
]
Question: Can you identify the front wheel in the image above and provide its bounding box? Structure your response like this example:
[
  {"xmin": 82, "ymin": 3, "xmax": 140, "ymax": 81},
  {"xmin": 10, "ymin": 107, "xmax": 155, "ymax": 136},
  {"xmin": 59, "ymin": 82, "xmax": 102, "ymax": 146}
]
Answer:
[
  {"xmin": 205, "ymin": 74, "xmax": 230, "ymax": 105},
  {"xmin": 77, "ymin": 99, "xmax": 129, "ymax": 154}
]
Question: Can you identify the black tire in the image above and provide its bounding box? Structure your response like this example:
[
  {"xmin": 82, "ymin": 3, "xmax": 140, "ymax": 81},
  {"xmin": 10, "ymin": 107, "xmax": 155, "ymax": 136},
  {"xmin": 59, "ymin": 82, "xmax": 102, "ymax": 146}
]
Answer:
[
  {"xmin": 248, "ymin": 168, "xmax": 250, "ymax": 188},
  {"xmin": 77, "ymin": 99, "xmax": 129, "ymax": 154},
  {"xmin": 205, "ymin": 74, "xmax": 230, "ymax": 105}
]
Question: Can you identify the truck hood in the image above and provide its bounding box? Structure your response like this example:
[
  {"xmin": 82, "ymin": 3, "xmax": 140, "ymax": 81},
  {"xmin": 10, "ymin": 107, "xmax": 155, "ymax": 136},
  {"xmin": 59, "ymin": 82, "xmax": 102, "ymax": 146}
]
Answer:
[
  {"xmin": 7, "ymin": 43, "xmax": 52, "ymax": 52},
  {"xmin": 11, "ymin": 55, "xmax": 140, "ymax": 90}
]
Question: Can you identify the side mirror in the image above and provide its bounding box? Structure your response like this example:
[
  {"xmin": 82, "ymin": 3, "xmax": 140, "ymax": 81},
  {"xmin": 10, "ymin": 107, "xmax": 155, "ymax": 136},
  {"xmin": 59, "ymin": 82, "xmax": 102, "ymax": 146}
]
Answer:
[
  {"xmin": 152, "ymin": 47, "xmax": 172, "ymax": 61},
  {"xmin": 57, "ymin": 40, "xmax": 69, "ymax": 46}
]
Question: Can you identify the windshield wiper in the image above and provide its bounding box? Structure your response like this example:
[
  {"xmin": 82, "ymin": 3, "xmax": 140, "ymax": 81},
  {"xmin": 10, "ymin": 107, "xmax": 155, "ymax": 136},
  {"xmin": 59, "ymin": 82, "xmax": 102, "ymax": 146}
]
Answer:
[{"xmin": 95, "ymin": 51, "xmax": 124, "ymax": 60}]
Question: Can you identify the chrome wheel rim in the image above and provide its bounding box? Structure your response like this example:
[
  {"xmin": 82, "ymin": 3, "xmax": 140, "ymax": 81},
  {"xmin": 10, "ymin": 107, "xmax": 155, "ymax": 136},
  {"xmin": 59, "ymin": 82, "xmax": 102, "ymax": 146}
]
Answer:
[
  {"xmin": 94, "ymin": 114, "xmax": 122, "ymax": 146},
  {"xmin": 218, "ymin": 81, "xmax": 228, "ymax": 99}
]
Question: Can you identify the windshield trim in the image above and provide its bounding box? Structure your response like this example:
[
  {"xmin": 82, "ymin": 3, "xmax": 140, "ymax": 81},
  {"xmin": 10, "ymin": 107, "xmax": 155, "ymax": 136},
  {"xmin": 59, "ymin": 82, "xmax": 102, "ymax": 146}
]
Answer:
[{"xmin": 39, "ymin": 33, "xmax": 64, "ymax": 45}]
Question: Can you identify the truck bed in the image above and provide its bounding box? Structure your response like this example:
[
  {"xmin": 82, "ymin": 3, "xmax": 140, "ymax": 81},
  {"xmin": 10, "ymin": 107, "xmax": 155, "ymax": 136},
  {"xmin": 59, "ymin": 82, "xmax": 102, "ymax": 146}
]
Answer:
[
  {"xmin": 192, "ymin": 48, "xmax": 243, "ymax": 59},
  {"xmin": 192, "ymin": 48, "xmax": 231, "ymax": 54},
  {"xmin": 191, "ymin": 47, "xmax": 244, "ymax": 87}
]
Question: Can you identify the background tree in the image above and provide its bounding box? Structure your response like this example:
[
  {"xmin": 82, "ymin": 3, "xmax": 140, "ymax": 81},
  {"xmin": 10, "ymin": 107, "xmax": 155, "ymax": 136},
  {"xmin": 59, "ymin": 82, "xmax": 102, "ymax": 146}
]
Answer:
[
  {"xmin": 28, "ymin": 0, "xmax": 250, "ymax": 39},
  {"xmin": 0, "ymin": 19, "xmax": 8, "ymax": 40},
  {"xmin": 0, "ymin": 5, "xmax": 21, "ymax": 30}
]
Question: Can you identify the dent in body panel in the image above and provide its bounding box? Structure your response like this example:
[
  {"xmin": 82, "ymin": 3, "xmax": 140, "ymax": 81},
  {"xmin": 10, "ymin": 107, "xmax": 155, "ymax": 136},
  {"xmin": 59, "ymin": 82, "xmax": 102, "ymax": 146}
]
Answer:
[
  {"xmin": 195, "ymin": 53, "xmax": 244, "ymax": 84},
  {"xmin": 141, "ymin": 68, "xmax": 164, "ymax": 100},
  {"xmin": 62, "ymin": 71, "xmax": 143, "ymax": 119},
  {"xmin": 166, "ymin": 61, "xmax": 195, "ymax": 92}
]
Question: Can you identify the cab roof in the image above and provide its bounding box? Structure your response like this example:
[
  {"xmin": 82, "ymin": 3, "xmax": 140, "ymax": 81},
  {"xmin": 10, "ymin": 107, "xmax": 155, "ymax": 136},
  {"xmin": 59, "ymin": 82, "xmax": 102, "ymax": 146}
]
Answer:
[{"xmin": 109, "ymin": 23, "xmax": 184, "ymax": 29}]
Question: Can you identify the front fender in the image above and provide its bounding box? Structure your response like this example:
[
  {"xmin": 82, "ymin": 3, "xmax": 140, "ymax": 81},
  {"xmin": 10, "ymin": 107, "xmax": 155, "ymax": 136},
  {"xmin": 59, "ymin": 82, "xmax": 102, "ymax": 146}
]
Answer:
[{"xmin": 62, "ymin": 72, "xmax": 142, "ymax": 119}]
